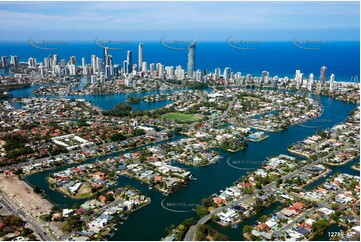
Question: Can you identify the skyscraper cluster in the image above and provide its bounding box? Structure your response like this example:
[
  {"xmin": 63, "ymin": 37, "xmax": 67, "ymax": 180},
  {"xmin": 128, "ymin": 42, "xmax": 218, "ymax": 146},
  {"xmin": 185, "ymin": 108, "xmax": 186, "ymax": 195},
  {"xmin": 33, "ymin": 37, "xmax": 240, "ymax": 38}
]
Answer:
[
  {"xmin": 293, "ymin": 66, "xmax": 335, "ymax": 92},
  {"xmin": 1, "ymin": 55, "xmax": 19, "ymax": 68},
  {"xmin": 12, "ymin": 42, "xmax": 340, "ymax": 93}
]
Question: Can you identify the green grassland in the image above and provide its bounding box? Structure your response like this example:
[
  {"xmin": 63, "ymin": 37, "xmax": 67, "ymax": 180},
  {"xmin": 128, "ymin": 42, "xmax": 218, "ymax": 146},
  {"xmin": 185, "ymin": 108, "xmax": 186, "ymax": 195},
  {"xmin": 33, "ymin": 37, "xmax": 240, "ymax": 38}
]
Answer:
[{"xmin": 162, "ymin": 112, "xmax": 203, "ymax": 123}]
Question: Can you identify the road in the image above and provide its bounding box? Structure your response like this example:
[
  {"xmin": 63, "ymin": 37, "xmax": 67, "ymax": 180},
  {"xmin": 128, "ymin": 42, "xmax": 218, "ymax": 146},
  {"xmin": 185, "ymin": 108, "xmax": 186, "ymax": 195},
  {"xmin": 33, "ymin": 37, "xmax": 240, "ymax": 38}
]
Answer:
[
  {"xmin": 184, "ymin": 193, "xmax": 252, "ymax": 240},
  {"xmin": 283, "ymin": 143, "xmax": 353, "ymax": 183},
  {"xmin": 184, "ymin": 143, "xmax": 353, "ymax": 240},
  {"xmin": 221, "ymin": 94, "xmax": 236, "ymax": 119},
  {"xmin": 0, "ymin": 191, "xmax": 53, "ymax": 241},
  {"xmin": 273, "ymin": 190, "xmax": 342, "ymax": 237},
  {"xmin": 1, "ymin": 128, "xmax": 173, "ymax": 172}
]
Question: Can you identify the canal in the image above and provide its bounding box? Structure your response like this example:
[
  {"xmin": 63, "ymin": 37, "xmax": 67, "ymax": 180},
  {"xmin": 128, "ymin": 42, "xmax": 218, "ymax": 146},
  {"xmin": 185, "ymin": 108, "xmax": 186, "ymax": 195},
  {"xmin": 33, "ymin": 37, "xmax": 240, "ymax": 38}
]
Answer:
[{"xmin": 15, "ymin": 87, "xmax": 358, "ymax": 240}]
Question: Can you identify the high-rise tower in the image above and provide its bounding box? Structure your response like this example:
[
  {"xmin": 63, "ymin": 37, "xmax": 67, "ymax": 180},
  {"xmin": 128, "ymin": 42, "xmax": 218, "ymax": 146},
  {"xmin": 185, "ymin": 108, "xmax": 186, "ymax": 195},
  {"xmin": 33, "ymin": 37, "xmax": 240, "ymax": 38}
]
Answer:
[
  {"xmin": 138, "ymin": 43, "xmax": 143, "ymax": 72},
  {"xmin": 187, "ymin": 42, "xmax": 196, "ymax": 78},
  {"xmin": 319, "ymin": 66, "xmax": 327, "ymax": 85},
  {"xmin": 126, "ymin": 50, "xmax": 132, "ymax": 74}
]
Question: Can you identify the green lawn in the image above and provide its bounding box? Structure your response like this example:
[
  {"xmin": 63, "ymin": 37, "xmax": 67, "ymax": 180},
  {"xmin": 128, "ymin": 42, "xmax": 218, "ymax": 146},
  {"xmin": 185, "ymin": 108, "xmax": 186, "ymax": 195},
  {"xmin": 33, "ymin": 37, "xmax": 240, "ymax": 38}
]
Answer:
[{"xmin": 162, "ymin": 112, "xmax": 203, "ymax": 123}]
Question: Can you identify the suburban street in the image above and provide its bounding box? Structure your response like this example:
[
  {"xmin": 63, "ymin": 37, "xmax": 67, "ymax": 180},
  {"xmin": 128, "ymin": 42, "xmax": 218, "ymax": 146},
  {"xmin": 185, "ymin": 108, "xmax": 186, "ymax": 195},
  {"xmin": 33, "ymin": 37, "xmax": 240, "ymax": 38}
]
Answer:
[{"xmin": 184, "ymin": 143, "xmax": 353, "ymax": 241}]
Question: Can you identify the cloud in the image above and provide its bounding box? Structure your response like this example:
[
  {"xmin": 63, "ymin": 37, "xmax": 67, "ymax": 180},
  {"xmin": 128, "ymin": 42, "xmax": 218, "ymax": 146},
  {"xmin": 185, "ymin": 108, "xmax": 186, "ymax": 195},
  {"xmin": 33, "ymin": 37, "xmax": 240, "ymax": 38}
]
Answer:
[{"xmin": 0, "ymin": 1, "xmax": 358, "ymax": 40}]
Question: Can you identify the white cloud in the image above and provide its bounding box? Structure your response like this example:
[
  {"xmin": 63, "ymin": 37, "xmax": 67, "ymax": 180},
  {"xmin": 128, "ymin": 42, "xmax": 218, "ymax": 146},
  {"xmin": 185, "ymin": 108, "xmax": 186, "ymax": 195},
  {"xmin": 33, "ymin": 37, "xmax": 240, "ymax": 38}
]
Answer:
[{"xmin": 0, "ymin": 1, "xmax": 358, "ymax": 40}]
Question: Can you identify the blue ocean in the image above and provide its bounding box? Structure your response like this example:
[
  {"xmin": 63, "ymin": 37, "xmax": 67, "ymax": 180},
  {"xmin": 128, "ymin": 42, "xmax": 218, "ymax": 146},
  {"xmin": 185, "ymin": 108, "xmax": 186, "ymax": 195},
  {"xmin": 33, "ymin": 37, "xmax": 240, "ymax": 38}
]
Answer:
[{"xmin": 0, "ymin": 40, "xmax": 359, "ymax": 82}]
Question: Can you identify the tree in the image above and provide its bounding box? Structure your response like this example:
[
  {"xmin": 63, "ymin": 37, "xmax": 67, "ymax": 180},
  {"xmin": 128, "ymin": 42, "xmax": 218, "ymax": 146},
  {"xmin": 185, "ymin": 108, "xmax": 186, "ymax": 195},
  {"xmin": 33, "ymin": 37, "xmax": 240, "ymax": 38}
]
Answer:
[
  {"xmin": 14, "ymin": 168, "xmax": 23, "ymax": 175},
  {"xmin": 243, "ymin": 225, "xmax": 253, "ymax": 234},
  {"xmin": 331, "ymin": 204, "xmax": 340, "ymax": 210},
  {"xmin": 195, "ymin": 230, "xmax": 207, "ymax": 241},
  {"xmin": 110, "ymin": 133, "xmax": 126, "ymax": 142},
  {"xmin": 105, "ymin": 193, "xmax": 115, "ymax": 202},
  {"xmin": 259, "ymin": 215, "xmax": 268, "ymax": 223},
  {"xmin": 103, "ymin": 103, "xmax": 133, "ymax": 117},
  {"xmin": 213, "ymin": 232, "xmax": 228, "ymax": 241},
  {"xmin": 21, "ymin": 227, "xmax": 33, "ymax": 237},
  {"xmin": 61, "ymin": 215, "xmax": 83, "ymax": 233},
  {"xmin": 127, "ymin": 96, "xmax": 141, "ymax": 104},
  {"xmin": 201, "ymin": 196, "xmax": 213, "ymax": 208},
  {"xmin": 253, "ymin": 197, "xmax": 264, "ymax": 211},
  {"xmin": 33, "ymin": 186, "xmax": 43, "ymax": 194},
  {"xmin": 40, "ymin": 214, "xmax": 52, "ymax": 222},
  {"xmin": 312, "ymin": 219, "xmax": 329, "ymax": 235},
  {"xmin": 196, "ymin": 205, "xmax": 209, "ymax": 217},
  {"xmin": 276, "ymin": 178, "xmax": 282, "ymax": 188},
  {"xmin": 4, "ymin": 215, "xmax": 24, "ymax": 227},
  {"xmin": 316, "ymin": 129, "xmax": 328, "ymax": 139}
]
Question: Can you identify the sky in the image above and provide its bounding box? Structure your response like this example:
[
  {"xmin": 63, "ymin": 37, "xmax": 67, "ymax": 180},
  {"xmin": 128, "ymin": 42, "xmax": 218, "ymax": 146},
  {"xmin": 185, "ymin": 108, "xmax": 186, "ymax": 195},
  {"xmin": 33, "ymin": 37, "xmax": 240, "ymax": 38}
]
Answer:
[{"xmin": 0, "ymin": 1, "xmax": 359, "ymax": 41}]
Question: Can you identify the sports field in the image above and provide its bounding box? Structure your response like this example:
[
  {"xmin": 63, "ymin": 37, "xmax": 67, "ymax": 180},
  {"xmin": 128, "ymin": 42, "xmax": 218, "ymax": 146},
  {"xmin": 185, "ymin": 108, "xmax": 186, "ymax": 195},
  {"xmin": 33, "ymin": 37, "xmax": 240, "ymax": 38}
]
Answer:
[{"xmin": 162, "ymin": 112, "xmax": 203, "ymax": 123}]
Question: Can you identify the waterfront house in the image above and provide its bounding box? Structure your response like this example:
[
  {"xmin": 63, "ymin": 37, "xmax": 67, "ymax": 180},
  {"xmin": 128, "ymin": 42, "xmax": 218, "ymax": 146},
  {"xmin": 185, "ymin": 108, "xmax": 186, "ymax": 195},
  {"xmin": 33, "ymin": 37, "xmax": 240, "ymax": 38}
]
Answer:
[
  {"xmin": 218, "ymin": 208, "xmax": 239, "ymax": 224},
  {"xmin": 257, "ymin": 223, "xmax": 270, "ymax": 232},
  {"xmin": 62, "ymin": 209, "xmax": 74, "ymax": 218},
  {"xmin": 213, "ymin": 197, "xmax": 225, "ymax": 205},
  {"xmin": 280, "ymin": 208, "xmax": 297, "ymax": 217}
]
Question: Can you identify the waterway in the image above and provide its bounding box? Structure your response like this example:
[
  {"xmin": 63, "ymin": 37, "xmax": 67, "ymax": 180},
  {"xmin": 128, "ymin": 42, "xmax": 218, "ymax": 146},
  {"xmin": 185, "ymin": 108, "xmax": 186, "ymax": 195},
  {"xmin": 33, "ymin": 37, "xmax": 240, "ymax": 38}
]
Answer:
[
  {"xmin": 13, "ymin": 86, "xmax": 359, "ymax": 241},
  {"xmin": 8, "ymin": 83, "xmax": 178, "ymax": 111},
  {"xmin": 313, "ymin": 224, "xmax": 346, "ymax": 241}
]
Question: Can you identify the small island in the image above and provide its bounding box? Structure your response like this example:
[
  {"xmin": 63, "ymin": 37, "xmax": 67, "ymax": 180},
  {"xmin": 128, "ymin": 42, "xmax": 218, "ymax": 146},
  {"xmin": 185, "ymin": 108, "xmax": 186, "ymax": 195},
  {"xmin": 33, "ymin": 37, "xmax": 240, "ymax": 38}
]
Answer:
[
  {"xmin": 221, "ymin": 138, "xmax": 248, "ymax": 152},
  {"xmin": 127, "ymin": 96, "xmax": 141, "ymax": 104}
]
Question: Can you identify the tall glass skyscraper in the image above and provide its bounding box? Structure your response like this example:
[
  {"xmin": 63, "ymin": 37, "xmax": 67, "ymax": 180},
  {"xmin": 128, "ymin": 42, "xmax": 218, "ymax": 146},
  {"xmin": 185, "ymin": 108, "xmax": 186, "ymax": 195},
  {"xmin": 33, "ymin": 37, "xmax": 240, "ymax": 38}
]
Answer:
[
  {"xmin": 138, "ymin": 43, "xmax": 143, "ymax": 72},
  {"xmin": 187, "ymin": 42, "xmax": 196, "ymax": 78},
  {"xmin": 319, "ymin": 66, "xmax": 327, "ymax": 85},
  {"xmin": 127, "ymin": 50, "xmax": 132, "ymax": 74}
]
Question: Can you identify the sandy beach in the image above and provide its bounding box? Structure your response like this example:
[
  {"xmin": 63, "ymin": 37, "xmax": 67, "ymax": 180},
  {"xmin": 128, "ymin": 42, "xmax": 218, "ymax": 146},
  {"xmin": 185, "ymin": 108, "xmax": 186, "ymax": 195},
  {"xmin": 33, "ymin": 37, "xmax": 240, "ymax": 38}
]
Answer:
[{"xmin": 0, "ymin": 175, "xmax": 52, "ymax": 218}]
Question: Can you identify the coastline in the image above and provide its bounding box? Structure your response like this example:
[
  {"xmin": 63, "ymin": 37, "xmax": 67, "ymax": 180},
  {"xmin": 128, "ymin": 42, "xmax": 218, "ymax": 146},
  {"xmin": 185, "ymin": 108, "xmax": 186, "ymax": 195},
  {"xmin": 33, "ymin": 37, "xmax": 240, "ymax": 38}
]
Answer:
[
  {"xmin": 300, "ymin": 168, "xmax": 332, "ymax": 188},
  {"xmin": 351, "ymin": 165, "xmax": 360, "ymax": 171},
  {"xmin": 324, "ymin": 156, "xmax": 359, "ymax": 166},
  {"xmin": 287, "ymin": 148, "xmax": 310, "ymax": 159}
]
